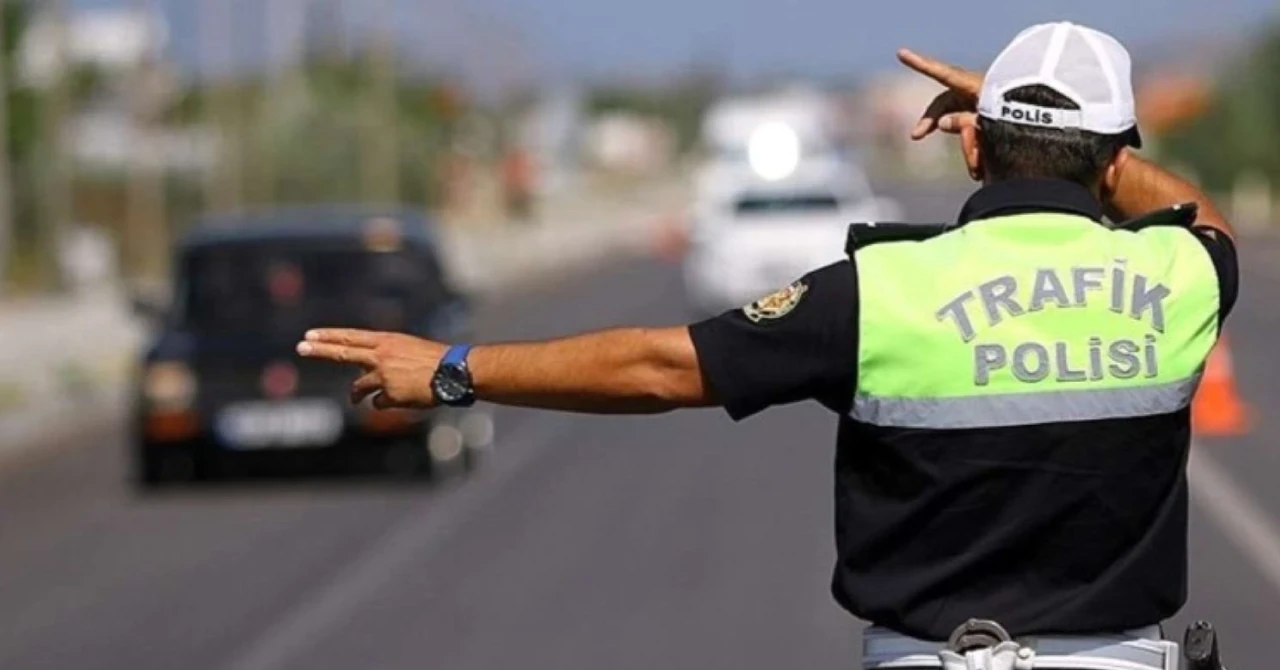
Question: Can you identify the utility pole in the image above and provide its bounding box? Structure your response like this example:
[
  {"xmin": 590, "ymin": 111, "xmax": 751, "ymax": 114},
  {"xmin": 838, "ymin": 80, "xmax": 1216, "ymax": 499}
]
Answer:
[
  {"xmin": 125, "ymin": 0, "xmax": 167, "ymax": 282},
  {"xmin": 200, "ymin": 0, "xmax": 240, "ymax": 212},
  {"xmin": 361, "ymin": 0, "xmax": 398, "ymax": 204},
  {"xmin": 0, "ymin": 0, "xmax": 13, "ymax": 293},
  {"xmin": 40, "ymin": 0, "xmax": 71, "ymax": 291}
]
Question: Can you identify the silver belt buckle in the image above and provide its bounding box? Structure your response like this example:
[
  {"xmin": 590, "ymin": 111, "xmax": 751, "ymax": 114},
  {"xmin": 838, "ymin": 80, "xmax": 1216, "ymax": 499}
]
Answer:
[{"xmin": 947, "ymin": 618, "xmax": 1013, "ymax": 654}]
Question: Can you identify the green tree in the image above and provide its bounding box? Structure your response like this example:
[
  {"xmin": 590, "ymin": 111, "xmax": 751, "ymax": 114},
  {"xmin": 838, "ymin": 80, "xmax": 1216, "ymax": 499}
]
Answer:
[
  {"xmin": 4, "ymin": 0, "xmax": 52, "ymax": 287},
  {"xmin": 2, "ymin": 0, "xmax": 116, "ymax": 290},
  {"xmin": 1160, "ymin": 23, "xmax": 1280, "ymax": 192},
  {"xmin": 160, "ymin": 47, "xmax": 459, "ymax": 216}
]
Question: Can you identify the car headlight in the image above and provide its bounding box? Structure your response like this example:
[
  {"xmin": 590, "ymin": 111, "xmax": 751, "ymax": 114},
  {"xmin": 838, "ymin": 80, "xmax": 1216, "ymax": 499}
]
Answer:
[
  {"xmin": 144, "ymin": 362, "xmax": 196, "ymax": 410},
  {"xmin": 748, "ymin": 123, "xmax": 800, "ymax": 181}
]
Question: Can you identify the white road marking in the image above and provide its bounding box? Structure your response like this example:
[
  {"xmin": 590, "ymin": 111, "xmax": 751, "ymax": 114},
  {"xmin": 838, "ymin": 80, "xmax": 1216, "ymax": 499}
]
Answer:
[
  {"xmin": 219, "ymin": 412, "xmax": 574, "ymax": 670},
  {"xmin": 1188, "ymin": 444, "xmax": 1280, "ymax": 595}
]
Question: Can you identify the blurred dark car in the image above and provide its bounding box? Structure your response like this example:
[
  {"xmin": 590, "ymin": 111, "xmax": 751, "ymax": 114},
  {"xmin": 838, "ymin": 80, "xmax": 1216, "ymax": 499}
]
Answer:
[{"xmin": 128, "ymin": 206, "xmax": 493, "ymax": 488}]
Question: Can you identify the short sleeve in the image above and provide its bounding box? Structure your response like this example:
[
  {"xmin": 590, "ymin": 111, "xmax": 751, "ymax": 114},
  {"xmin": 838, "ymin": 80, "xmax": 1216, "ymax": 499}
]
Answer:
[
  {"xmin": 1189, "ymin": 226, "xmax": 1239, "ymax": 323},
  {"xmin": 687, "ymin": 260, "xmax": 860, "ymax": 421}
]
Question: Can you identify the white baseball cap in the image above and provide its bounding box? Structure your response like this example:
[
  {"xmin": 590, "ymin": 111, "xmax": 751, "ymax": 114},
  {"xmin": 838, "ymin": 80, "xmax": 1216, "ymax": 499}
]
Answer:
[{"xmin": 977, "ymin": 22, "xmax": 1142, "ymax": 147}]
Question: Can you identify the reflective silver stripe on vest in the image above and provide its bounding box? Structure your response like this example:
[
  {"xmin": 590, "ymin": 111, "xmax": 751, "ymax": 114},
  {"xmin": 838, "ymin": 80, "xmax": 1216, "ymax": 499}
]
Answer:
[{"xmin": 850, "ymin": 374, "xmax": 1202, "ymax": 429}]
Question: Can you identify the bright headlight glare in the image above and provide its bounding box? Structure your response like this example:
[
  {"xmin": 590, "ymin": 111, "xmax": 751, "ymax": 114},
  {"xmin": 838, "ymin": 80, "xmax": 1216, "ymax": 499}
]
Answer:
[
  {"xmin": 144, "ymin": 362, "xmax": 197, "ymax": 409},
  {"xmin": 747, "ymin": 122, "xmax": 800, "ymax": 181}
]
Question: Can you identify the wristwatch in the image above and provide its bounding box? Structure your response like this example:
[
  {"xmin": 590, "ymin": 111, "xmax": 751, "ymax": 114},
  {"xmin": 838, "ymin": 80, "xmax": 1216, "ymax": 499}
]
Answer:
[{"xmin": 431, "ymin": 344, "xmax": 476, "ymax": 407}]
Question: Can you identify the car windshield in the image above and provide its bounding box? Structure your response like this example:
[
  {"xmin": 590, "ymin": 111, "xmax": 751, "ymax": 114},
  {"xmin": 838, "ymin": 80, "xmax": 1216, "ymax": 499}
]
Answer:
[
  {"xmin": 175, "ymin": 239, "xmax": 447, "ymax": 338},
  {"xmin": 734, "ymin": 193, "xmax": 842, "ymax": 216}
]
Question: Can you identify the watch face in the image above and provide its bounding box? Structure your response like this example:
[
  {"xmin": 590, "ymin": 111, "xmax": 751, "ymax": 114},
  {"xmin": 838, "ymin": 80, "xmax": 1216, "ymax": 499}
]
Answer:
[{"xmin": 433, "ymin": 365, "xmax": 472, "ymax": 402}]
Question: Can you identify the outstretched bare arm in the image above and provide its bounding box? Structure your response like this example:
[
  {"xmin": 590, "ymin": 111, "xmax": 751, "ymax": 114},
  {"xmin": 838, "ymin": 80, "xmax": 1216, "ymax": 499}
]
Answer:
[{"xmin": 296, "ymin": 326, "xmax": 717, "ymax": 414}]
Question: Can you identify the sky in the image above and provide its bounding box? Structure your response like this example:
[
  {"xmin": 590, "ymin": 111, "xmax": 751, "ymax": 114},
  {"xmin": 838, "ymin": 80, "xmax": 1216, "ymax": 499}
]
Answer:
[
  {"xmin": 482, "ymin": 0, "xmax": 1278, "ymax": 80},
  {"xmin": 71, "ymin": 0, "xmax": 1279, "ymax": 85}
]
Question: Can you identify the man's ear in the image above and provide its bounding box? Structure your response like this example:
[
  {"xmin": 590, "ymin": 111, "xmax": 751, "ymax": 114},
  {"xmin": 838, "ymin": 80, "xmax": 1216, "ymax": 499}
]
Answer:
[
  {"xmin": 961, "ymin": 123, "xmax": 983, "ymax": 182},
  {"xmin": 1102, "ymin": 147, "xmax": 1130, "ymax": 200}
]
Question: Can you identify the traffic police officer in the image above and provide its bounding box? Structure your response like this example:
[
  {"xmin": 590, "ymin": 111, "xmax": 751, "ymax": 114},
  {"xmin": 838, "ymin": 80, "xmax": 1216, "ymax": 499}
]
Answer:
[{"xmin": 298, "ymin": 22, "xmax": 1238, "ymax": 670}]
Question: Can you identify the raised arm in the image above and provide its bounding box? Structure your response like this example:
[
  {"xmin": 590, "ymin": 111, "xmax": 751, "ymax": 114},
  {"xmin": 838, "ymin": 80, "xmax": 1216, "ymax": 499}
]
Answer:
[
  {"xmin": 895, "ymin": 47, "xmax": 1236, "ymax": 241},
  {"xmin": 1104, "ymin": 151, "xmax": 1236, "ymax": 239}
]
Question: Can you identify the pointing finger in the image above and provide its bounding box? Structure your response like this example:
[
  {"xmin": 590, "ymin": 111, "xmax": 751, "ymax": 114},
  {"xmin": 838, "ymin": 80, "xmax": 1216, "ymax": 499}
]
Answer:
[
  {"xmin": 296, "ymin": 341, "xmax": 378, "ymax": 368},
  {"xmin": 304, "ymin": 328, "xmax": 382, "ymax": 348},
  {"xmin": 896, "ymin": 48, "xmax": 981, "ymax": 94},
  {"xmin": 896, "ymin": 48, "xmax": 955, "ymax": 83}
]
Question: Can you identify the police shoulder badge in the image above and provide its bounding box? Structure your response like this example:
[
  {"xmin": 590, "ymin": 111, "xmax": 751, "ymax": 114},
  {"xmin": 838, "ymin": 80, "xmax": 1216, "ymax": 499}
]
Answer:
[{"xmin": 743, "ymin": 280, "xmax": 809, "ymax": 323}]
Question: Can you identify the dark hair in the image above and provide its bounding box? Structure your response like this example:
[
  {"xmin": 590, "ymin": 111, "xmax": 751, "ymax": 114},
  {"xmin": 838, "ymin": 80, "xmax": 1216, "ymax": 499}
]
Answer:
[{"xmin": 977, "ymin": 85, "xmax": 1128, "ymax": 187}]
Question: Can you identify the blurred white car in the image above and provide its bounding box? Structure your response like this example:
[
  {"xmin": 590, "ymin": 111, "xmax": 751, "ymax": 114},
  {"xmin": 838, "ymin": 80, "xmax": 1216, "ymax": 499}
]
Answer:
[{"xmin": 683, "ymin": 154, "xmax": 902, "ymax": 316}]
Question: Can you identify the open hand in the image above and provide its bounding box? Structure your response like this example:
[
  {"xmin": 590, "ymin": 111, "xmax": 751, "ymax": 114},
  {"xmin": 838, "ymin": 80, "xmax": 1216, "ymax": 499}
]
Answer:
[
  {"xmin": 897, "ymin": 48, "xmax": 983, "ymax": 138},
  {"xmin": 296, "ymin": 328, "xmax": 446, "ymax": 409}
]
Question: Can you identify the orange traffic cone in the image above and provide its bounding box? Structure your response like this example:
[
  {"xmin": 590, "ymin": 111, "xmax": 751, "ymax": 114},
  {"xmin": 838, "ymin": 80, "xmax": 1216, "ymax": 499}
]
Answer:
[{"xmin": 1192, "ymin": 334, "xmax": 1252, "ymax": 437}]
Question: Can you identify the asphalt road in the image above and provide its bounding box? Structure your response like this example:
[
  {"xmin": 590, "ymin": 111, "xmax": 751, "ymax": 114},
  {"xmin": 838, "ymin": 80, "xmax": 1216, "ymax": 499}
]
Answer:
[{"xmin": 1, "ymin": 187, "xmax": 1278, "ymax": 670}]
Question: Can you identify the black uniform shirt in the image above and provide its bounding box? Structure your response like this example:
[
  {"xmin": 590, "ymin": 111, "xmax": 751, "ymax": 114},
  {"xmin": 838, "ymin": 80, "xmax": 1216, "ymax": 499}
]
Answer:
[{"xmin": 688, "ymin": 179, "xmax": 1239, "ymax": 638}]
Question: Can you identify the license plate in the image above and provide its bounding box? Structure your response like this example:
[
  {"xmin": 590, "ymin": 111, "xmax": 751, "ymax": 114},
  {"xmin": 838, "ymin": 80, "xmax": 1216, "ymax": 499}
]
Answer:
[{"xmin": 215, "ymin": 400, "xmax": 345, "ymax": 450}]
